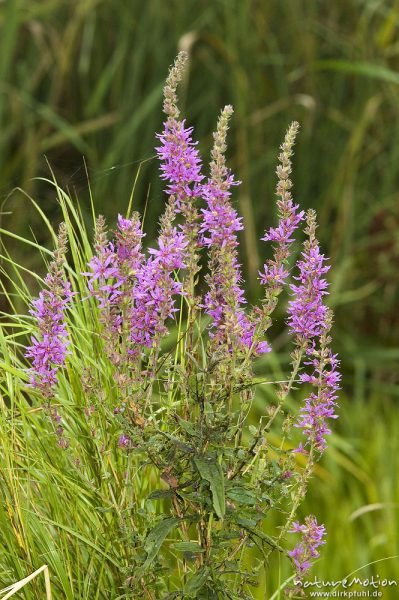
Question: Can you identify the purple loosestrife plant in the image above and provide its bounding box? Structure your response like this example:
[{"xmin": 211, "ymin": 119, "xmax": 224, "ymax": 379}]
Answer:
[{"xmin": 23, "ymin": 55, "xmax": 340, "ymax": 599}]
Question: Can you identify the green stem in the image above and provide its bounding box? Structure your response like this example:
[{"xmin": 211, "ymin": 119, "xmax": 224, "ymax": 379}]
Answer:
[{"xmin": 230, "ymin": 344, "xmax": 305, "ymax": 480}]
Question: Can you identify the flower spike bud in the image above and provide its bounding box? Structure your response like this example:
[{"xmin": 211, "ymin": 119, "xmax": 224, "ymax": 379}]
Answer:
[
  {"xmin": 210, "ymin": 104, "xmax": 234, "ymax": 184},
  {"xmin": 163, "ymin": 51, "xmax": 189, "ymax": 120}
]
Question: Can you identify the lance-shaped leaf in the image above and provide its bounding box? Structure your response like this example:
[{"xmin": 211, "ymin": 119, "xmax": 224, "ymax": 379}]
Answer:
[
  {"xmin": 194, "ymin": 456, "xmax": 225, "ymax": 519},
  {"xmin": 142, "ymin": 517, "xmax": 179, "ymax": 570},
  {"xmin": 184, "ymin": 566, "xmax": 211, "ymax": 595},
  {"xmin": 171, "ymin": 541, "xmax": 205, "ymax": 553},
  {"xmin": 226, "ymin": 486, "xmax": 257, "ymax": 505}
]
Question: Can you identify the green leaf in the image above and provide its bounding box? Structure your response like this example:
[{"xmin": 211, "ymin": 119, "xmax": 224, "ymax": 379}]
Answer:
[
  {"xmin": 147, "ymin": 489, "xmax": 175, "ymax": 500},
  {"xmin": 194, "ymin": 457, "xmax": 225, "ymax": 519},
  {"xmin": 248, "ymin": 425, "xmax": 258, "ymax": 436},
  {"xmin": 197, "ymin": 588, "xmax": 219, "ymax": 600},
  {"xmin": 142, "ymin": 517, "xmax": 179, "ymax": 570},
  {"xmin": 218, "ymin": 531, "xmax": 242, "ymax": 541},
  {"xmin": 178, "ymin": 417, "xmax": 198, "ymax": 437},
  {"xmin": 94, "ymin": 506, "xmax": 115, "ymax": 513},
  {"xmin": 224, "ymin": 560, "xmax": 240, "ymax": 571},
  {"xmin": 184, "ymin": 567, "xmax": 210, "ymax": 595},
  {"xmin": 172, "ymin": 541, "xmax": 205, "ymax": 553},
  {"xmin": 159, "ymin": 430, "xmax": 194, "ymax": 452},
  {"xmin": 235, "ymin": 516, "xmax": 257, "ymax": 528},
  {"xmin": 226, "ymin": 487, "xmax": 257, "ymax": 505},
  {"xmin": 315, "ymin": 59, "xmax": 399, "ymax": 85}
]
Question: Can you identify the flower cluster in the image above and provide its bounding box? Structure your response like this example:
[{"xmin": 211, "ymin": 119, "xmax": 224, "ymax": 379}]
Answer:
[
  {"xmin": 156, "ymin": 119, "xmax": 203, "ymax": 212},
  {"xmin": 84, "ymin": 213, "xmax": 145, "ymax": 305},
  {"xmin": 25, "ymin": 223, "xmax": 73, "ymax": 397},
  {"xmin": 296, "ymin": 317, "xmax": 341, "ymax": 453},
  {"xmin": 261, "ymin": 197, "xmax": 304, "ymax": 246},
  {"xmin": 118, "ymin": 433, "xmax": 131, "ymax": 449},
  {"xmin": 83, "ymin": 213, "xmax": 145, "ymax": 363},
  {"xmin": 130, "ymin": 198, "xmax": 187, "ymax": 351},
  {"xmin": 84, "ymin": 237, "xmax": 119, "ymax": 309},
  {"xmin": 116, "ymin": 214, "xmax": 146, "ymax": 280},
  {"xmin": 288, "ymin": 516, "xmax": 326, "ymax": 577},
  {"xmin": 83, "ymin": 203, "xmax": 186, "ymax": 363}
]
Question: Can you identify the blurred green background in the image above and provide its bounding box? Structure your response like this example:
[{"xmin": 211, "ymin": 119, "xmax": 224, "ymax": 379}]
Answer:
[{"xmin": 1, "ymin": 0, "xmax": 398, "ymax": 594}]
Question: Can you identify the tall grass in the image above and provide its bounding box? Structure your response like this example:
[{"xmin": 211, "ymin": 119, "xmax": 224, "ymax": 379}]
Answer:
[{"xmin": 1, "ymin": 191, "xmax": 140, "ymax": 598}]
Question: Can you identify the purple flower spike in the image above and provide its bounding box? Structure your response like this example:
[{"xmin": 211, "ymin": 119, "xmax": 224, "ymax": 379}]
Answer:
[
  {"xmin": 259, "ymin": 122, "xmax": 304, "ymax": 292},
  {"xmin": 25, "ymin": 224, "xmax": 73, "ymax": 397},
  {"xmin": 251, "ymin": 122, "xmax": 304, "ymax": 355},
  {"xmin": 156, "ymin": 120, "xmax": 203, "ymax": 212},
  {"xmin": 130, "ymin": 198, "xmax": 187, "ymax": 350},
  {"xmin": 287, "ymin": 242, "xmax": 330, "ymax": 341},
  {"xmin": 157, "ymin": 52, "xmax": 204, "ymax": 293},
  {"xmin": 289, "ymin": 210, "xmax": 340, "ymax": 453},
  {"xmin": 82, "ymin": 213, "xmax": 145, "ymax": 367},
  {"xmin": 157, "ymin": 52, "xmax": 202, "ymax": 211},
  {"xmin": 288, "ymin": 515, "xmax": 326, "ymax": 579},
  {"xmin": 200, "ymin": 105, "xmax": 269, "ymax": 356}
]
